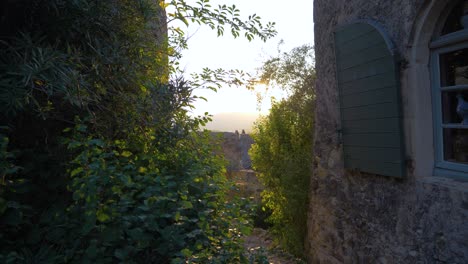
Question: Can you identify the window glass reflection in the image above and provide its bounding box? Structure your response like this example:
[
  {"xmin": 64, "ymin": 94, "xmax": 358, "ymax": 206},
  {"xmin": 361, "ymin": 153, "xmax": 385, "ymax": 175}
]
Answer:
[
  {"xmin": 443, "ymin": 128, "xmax": 468, "ymax": 164},
  {"xmin": 442, "ymin": 91, "xmax": 468, "ymax": 124},
  {"xmin": 440, "ymin": 48, "xmax": 468, "ymax": 86},
  {"xmin": 441, "ymin": 0, "xmax": 468, "ymax": 35}
]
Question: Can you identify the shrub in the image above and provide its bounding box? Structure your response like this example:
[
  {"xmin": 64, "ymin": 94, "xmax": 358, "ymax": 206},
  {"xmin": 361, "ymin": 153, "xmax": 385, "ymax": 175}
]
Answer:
[
  {"xmin": 249, "ymin": 45, "xmax": 315, "ymax": 257},
  {"xmin": 59, "ymin": 122, "xmax": 254, "ymax": 263},
  {"xmin": 0, "ymin": 0, "xmax": 276, "ymax": 262}
]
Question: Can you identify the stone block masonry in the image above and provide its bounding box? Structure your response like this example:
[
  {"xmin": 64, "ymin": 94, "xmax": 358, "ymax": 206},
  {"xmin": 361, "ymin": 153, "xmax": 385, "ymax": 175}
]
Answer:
[
  {"xmin": 212, "ymin": 130, "xmax": 254, "ymax": 171},
  {"xmin": 309, "ymin": 0, "xmax": 468, "ymax": 263}
]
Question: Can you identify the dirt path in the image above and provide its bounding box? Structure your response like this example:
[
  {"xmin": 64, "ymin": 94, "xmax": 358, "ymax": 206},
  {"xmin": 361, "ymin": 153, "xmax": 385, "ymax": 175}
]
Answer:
[{"xmin": 244, "ymin": 228, "xmax": 305, "ymax": 264}]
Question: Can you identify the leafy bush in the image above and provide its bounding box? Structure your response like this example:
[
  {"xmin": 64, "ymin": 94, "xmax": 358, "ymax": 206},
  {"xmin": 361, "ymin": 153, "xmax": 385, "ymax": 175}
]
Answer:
[
  {"xmin": 60, "ymin": 121, "xmax": 254, "ymax": 263},
  {"xmin": 0, "ymin": 0, "xmax": 276, "ymax": 263},
  {"xmin": 249, "ymin": 45, "xmax": 315, "ymax": 257},
  {"xmin": 0, "ymin": 120, "xmax": 256, "ymax": 263}
]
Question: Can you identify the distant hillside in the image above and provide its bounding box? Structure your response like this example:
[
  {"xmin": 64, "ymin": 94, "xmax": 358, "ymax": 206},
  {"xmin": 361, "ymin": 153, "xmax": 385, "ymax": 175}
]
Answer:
[{"xmin": 204, "ymin": 112, "xmax": 260, "ymax": 133}]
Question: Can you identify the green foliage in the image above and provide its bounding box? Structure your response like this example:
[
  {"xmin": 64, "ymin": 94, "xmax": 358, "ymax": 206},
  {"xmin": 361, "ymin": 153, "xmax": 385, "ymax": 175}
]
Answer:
[
  {"xmin": 257, "ymin": 44, "xmax": 315, "ymax": 102},
  {"xmin": 58, "ymin": 122, "xmax": 254, "ymax": 263},
  {"xmin": 0, "ymin": 0, "xmax": 174, "ymax": 138},
  {"xmin": 250, "ymin": 44, "xmax": 315, "ymax": 257},
  {"xmin": 0, "ymin": 0, "xmax": 276, "ymax": 263},
  {"xmin": 0, "ymin": 121, "xmax": 258, "ymax": 263},
  {"xmin": 166, "ymin": 0, "xmax": 277, "ymax": 92},
  {"xmin": 166, "ymin": 0, "xmax": 276, "ymax": 59}
]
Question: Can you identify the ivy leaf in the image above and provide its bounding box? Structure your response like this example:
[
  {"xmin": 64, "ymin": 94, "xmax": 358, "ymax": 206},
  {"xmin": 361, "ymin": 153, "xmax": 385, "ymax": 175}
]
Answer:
[
  {"xmin": 180, "ymin": 201, "xmax": 193, "ymax": 209},
  {"xmin": 70, "ymin": 167, "xmax": 83, "ymax": 177},
  {"xmin": 96, "ymin": 208, "xmax": 110, "ymax": 223},
  {"xmin": 181, "ymin": 248, "xmax": 192, "ymax": 257}
]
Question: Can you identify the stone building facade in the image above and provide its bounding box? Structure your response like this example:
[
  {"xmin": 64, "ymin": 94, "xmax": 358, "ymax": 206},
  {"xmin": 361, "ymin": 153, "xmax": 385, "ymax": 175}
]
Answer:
[
  {"xmin": 211, "ymin": 131, "xmax": 254, "ymax": 171},
  {"xmin": 309, "ymin": 1, "xmax": 468, "ymax": 263}
]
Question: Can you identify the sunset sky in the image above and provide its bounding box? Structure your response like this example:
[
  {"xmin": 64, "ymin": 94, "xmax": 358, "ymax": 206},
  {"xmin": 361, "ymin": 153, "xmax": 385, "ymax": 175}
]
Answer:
[{"xmin": 178, "ymin": 0, "xmax": 314, "ymax": 130}]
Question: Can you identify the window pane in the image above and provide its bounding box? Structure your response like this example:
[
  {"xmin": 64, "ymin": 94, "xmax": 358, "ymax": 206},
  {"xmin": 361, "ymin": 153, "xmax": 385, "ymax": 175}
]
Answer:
[
  {"xmin": 441, "ymin": 0, "xmax": 468, "ymax": 36},
  {"xmin": 443, "ymin": 128, "xmax": 468, "ymax": 164},
  {"xmin": 442, "ymin": 90, "xmax": 468, "ymax": 123},
  {"xmin": 440, "ymin": 48, "xmax": 468, "ymax": 86}
]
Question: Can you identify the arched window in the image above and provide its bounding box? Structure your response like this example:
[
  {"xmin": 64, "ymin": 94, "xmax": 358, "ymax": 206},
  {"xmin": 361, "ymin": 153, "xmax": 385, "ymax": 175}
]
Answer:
[{"xmin": 431, "ymin": 0, "xmax": 468, "ymax": 177}]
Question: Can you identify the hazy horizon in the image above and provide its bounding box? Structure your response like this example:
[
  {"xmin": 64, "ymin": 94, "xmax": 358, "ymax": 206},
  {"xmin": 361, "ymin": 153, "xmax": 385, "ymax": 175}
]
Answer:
[{"xmin": 203, "ymin": 112, "xmax": 262, "ymax": 133}]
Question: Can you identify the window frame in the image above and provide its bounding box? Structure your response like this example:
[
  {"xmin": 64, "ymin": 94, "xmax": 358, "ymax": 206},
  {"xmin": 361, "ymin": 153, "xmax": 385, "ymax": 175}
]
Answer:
[{"xmin": 430, "ymin": 30, "xmax": 468, "ymax": 179}]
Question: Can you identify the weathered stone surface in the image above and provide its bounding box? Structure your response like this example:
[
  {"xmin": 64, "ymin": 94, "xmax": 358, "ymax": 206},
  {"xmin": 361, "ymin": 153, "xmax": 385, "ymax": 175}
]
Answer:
[
  {"xmin": 212, "ymin": 131, "xmax": 254, "ymax": 171},
  {"xmin": 228, "ymin": 170, "xmax": 263, "ymax": 202},
  {"xmin": 212, "ymin": 131, "xmax": 263, "ymax": 201},
  {"xmin": 309, "ymin": 1, "xmax": 468, "ymax": 263},
  {"xmin": 240, "ymin": 130, "xmax": 254, "ymax": 169}
]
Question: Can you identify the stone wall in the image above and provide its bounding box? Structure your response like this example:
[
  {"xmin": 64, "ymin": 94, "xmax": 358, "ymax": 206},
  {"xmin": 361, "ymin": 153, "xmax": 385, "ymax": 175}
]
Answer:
[
  {"xmin": 309, "ymin": 1, "xmax": 468, "ymax": 263},
  {"xmin": 240, "ymin": 131, "xmax": 254, "ymax": 169},
  {"xmin": 212, "ymin": 131, "xmax": 254, "ymax": 171},
  {"xmin": 211, "ymin": 131, "xmax": 262, "ymax": 201}
]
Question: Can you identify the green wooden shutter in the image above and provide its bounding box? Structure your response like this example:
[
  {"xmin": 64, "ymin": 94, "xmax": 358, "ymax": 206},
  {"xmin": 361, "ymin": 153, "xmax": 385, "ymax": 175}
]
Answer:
[{"xmin": 334, "ymin": 20, "xmax": 406, "ymax": 178}]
